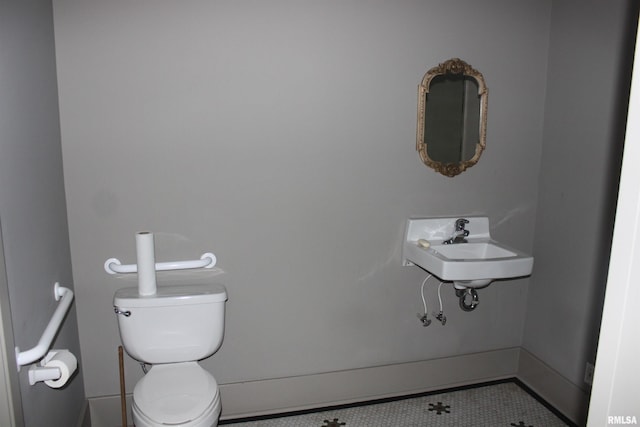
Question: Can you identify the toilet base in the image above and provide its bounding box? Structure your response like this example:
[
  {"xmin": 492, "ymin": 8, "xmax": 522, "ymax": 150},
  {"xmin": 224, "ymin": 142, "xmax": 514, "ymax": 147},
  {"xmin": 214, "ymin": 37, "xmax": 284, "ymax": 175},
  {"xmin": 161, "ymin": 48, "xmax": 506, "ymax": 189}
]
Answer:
[{"xmin": 131, "ymin": 394, "xmax": 221, "ymax": 427}]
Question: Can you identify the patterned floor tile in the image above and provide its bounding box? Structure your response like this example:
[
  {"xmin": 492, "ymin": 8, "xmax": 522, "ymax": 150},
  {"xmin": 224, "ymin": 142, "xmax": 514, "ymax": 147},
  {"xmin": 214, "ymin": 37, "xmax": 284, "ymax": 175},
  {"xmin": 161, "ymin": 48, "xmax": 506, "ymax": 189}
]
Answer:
[{"xmin": 220, "ymin": 381, "xmax": 571, "ymax": 427}]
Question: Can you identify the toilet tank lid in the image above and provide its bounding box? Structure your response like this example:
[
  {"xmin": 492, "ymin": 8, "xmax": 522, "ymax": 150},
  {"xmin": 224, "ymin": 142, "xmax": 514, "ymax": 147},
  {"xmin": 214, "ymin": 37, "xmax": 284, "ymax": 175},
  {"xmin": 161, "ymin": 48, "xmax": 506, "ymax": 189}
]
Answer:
[{"xmin": 114, "ymin": 283, "xmax": 227, "ymax": 307}]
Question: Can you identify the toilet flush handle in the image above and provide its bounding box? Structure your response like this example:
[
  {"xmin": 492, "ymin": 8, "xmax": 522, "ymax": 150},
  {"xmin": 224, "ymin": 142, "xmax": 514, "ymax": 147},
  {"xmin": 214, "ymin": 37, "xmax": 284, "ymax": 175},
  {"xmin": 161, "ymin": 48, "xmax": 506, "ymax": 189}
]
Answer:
[{"xmin": 113, "ymin": 307, "xmax": 131, "ymax": 317}]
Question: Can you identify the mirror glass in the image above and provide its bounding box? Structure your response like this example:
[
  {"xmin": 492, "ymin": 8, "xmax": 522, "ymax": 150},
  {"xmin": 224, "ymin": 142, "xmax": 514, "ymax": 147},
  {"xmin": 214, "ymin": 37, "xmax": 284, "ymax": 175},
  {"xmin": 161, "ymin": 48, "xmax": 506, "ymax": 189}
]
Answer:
[{"xmin": 417, "ymin": 58, "xmax": 488, "ymax": 177}]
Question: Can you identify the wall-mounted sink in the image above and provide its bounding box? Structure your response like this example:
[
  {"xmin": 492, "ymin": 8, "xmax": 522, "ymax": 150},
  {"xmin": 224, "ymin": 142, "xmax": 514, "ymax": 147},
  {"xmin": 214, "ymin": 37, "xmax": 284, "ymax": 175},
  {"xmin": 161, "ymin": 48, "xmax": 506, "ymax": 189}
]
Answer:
[{"xmin": 402, "ymin": 217, "xmax": 534, "ymax": 288}]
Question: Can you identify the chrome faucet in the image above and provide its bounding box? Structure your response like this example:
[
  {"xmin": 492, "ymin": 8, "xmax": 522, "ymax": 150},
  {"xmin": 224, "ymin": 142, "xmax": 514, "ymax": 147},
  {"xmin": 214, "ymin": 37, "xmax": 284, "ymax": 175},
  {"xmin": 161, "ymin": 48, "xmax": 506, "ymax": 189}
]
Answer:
[{"xmin": 443, "ymin": 218, "xmax": 469, "ymax": 244}]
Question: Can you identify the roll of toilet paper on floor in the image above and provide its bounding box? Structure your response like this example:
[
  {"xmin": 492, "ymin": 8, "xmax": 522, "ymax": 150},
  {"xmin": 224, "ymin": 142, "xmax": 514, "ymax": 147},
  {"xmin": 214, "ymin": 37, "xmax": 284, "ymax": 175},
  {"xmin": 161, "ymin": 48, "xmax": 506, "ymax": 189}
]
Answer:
[
  {"xmin": 43, "ymin": 350, "xmax": 77, "ymax": 388},
  {"xmin": 136, "ymin": 231, "xmax": 157, "ymax": 296}
]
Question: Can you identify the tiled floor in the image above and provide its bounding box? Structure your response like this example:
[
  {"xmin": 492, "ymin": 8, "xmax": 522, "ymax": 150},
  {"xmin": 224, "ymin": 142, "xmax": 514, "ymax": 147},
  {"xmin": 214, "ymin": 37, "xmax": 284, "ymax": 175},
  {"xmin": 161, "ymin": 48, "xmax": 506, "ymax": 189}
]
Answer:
[{"xmin": 220, "ymin": 381, "xmax": 573, "ymax": 427}]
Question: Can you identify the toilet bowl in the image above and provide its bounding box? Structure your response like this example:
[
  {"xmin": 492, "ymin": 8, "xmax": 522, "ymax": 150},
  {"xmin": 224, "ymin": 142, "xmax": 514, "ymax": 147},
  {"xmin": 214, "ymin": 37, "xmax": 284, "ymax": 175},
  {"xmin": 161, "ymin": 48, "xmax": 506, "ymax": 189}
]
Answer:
[
  {"xmin": 131, "ymin": 362, "xmax": 221, "ymax": 427},
  {"xmin": 114, "ymin": 283, "xmax": 227, "ymax": 427}
]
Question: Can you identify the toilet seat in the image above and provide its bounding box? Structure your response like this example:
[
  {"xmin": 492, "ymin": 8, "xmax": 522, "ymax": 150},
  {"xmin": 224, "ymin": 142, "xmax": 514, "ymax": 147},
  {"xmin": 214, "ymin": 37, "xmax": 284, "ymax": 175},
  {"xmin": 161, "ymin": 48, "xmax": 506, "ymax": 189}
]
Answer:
[{"xmin": 133, "ymin": 362, "xmax": 219, "ymax": 425}]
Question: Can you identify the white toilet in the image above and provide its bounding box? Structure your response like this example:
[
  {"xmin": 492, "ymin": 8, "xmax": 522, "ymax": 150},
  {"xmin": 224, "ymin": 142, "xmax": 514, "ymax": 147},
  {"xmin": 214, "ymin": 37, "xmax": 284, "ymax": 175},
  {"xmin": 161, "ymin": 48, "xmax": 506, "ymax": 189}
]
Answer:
[{"xmin": 114, "ymin": 283, "xmax": 228, "ymax": 427}]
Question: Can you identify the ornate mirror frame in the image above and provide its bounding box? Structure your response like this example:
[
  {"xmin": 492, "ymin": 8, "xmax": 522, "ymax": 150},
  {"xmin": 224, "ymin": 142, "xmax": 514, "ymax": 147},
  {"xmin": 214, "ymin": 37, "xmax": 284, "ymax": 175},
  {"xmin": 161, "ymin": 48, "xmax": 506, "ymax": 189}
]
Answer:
[{"xmin": 417, "ymin": 58, "xmax": 488, "ymax": 177}]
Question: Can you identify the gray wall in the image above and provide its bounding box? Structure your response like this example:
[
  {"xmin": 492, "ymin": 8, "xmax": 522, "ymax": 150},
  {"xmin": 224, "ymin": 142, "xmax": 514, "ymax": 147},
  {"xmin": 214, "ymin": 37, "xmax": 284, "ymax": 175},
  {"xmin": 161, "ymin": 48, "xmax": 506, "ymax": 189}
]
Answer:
[
  {"xmin": 0, "ymin": 0, "xmax": 85, "ymax": 425},
  {"xmin": 53, "ymin": 0, "xmax": 551, "ymax": 398},
  {"xmin": 523, "ymin": 0, "xmax": 636, "ymax": 389}
]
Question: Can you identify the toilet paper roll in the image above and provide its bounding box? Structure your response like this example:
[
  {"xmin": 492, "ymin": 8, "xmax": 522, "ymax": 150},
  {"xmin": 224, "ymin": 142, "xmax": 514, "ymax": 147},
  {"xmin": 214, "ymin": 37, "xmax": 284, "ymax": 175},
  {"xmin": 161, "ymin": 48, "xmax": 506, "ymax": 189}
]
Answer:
[
  {"xmin": 43, "ymin": 350, "xmax": 77, "ymax": 388},
  {"xmin": 136, "ymin": 231, "xmax": 157, "ymax": 296}
]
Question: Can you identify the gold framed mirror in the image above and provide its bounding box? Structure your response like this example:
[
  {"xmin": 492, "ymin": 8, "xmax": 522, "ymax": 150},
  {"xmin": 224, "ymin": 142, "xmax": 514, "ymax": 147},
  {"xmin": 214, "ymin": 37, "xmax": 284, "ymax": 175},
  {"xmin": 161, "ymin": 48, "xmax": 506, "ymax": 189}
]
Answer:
[{"xmin": 417, "ymin": 58, "xmax": 488, "ymax": 177}]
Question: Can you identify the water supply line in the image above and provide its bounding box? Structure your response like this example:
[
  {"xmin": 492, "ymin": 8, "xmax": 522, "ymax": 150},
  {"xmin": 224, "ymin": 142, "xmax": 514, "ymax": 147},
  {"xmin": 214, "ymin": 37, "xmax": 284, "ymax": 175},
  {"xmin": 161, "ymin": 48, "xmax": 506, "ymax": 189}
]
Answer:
[
  {"xmin": 417, "ymin": 274, "xmax": 447, "ymax": 326},
  {"xmin": 417, "ymin": 274, "xmax": 433, "ymax": 326},
  {"xmin": 435, "ymin": 281, "xmax": 447, "ymax": 324}
]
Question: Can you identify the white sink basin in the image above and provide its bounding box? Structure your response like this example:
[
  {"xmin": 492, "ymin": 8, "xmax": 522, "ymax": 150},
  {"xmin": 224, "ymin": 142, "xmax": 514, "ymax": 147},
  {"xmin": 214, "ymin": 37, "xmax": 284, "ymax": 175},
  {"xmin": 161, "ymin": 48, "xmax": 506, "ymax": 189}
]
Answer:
[
  {"xmin": 430, "ymin": 242, "xmax": 518, "ymax": 260},
  {"xmin": 402, "ymin": 217, "xmax": 534, "ymax": 288}
]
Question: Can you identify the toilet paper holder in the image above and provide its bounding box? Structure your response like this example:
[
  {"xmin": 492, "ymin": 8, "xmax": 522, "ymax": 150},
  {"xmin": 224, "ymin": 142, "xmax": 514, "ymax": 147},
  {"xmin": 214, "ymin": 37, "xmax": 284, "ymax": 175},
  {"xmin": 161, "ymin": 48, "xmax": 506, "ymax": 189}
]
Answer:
[{"xmin": 27, "ymin": 349, "xmax": 75, "ymax": 386}]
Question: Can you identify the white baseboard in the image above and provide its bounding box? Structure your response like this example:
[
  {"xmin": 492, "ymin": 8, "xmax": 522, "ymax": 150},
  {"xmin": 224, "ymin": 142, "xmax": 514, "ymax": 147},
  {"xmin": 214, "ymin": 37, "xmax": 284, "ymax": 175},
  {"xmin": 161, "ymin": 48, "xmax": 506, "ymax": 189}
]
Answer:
[
  {"xmin": 88, "ymin": 394, "xmax": 133, "ymax": 427},
  {"xmin": 84, "ymin": 347, "xmax": 593, "ymax": 426},
  {"xmin": 219, "ymin": 347, "xmax": 520, "ymax": 420},
  {"xmin": 85, "ymin": 347, "xmax": 522, "ymax": 425},
  {"xmin": 77, "ymin": 400, "xmax": 92, "ymax": 427},
  {"xmin": 517, "ymin": 348, "xmax": 589, "ymax": 425}
]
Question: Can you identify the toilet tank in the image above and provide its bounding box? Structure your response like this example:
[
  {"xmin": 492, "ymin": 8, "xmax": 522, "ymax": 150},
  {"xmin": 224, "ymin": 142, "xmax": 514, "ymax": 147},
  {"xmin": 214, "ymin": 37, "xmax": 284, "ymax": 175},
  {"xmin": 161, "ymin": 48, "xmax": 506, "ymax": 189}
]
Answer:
[{"xmin": 114, "ymin": 283, "xmax": 227, "ymax": 364}]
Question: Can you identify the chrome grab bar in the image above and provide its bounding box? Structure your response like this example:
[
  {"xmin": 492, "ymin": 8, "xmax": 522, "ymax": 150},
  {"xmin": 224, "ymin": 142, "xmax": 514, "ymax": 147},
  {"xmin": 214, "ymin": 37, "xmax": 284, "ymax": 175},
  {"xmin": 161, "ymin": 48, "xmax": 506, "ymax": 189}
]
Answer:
[
  {"xmin": 15, "ymin": 283, "xmax": 74, "ymax": 370},
  {"xmin": 104, "ymin": 252, "xmax": 217, "ymax": 275}
]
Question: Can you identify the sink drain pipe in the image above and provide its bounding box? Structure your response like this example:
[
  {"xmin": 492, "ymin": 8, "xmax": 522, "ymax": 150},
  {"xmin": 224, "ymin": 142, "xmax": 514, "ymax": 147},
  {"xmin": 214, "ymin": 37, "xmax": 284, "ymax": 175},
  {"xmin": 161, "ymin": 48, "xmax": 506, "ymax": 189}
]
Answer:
[{"xmin": 455, "ymin": 288, "xmax": 479, "ymax": 311}]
